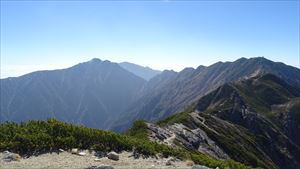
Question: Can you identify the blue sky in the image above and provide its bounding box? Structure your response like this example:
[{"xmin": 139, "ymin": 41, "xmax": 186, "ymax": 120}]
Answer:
[{"xmin": 1, "ymin": 0, "xmax": 299, "ymax": 78}]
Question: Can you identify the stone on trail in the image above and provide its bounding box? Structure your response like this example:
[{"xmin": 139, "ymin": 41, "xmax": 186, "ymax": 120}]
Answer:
[
  {"xmin": 71, "ymin": 148, "xmax": 78, "ymax": 154},
  {"xmin": 78, "ymin": 152, "xmax": 86, "ymax": 156},
  {"xmin": 3, "ymin": 152, "xmax": 21, "ymax": 162},
  {"xmin": 94, "ymin": 158, "xmax": 101, "ymax": 161},
  {"xmin": 97, "ymin": 165, "xmax": 114, "ymax": 169},
  {"xmin": 165, "ymin": 157, "xmax": 175, "ymax": 166},
  {"xmin": 192, "ymin": 165, "xmax": 213, "ymax": 169},
  {"xmin": 107, "ymin": 152, "xmax": 119, "ymax": 161},
  {"xmin": 85, "ymin": 164, "xmax": 114, "ymax": 169}
]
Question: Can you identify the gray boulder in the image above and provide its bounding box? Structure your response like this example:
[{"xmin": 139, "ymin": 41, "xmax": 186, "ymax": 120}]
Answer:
[
  {"xmin": 107, "ymin": 152, "xmax": 119, "ymax": 161},
  {"xmin": 192, "ymin": 165, "xmax": 213, "ymax": 169},
  {"xmin": 166, "ymin": 157, "xmax": 176, "ymax": 166},
  {"xmin": 94, "ymin": 151, "xmax": 107, "ymax": 158},
  {"xmin": 85, "ymin": 165, "xmax": 114, "ymax": 169}
]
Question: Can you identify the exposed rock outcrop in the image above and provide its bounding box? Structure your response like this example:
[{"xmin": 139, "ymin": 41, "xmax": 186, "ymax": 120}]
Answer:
[{"xmin": 147, "ymin": 123, "xmax": 229, "ymax": 160}]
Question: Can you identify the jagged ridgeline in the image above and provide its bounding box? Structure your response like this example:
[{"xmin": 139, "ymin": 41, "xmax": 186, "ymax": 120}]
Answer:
[
  {"xmin": 154, "ymin": 74, "xmax": 300, "ymax": 169},
  {"xmin": 0, "ymin": 119, "xmax": 258, "ymax": 169}
]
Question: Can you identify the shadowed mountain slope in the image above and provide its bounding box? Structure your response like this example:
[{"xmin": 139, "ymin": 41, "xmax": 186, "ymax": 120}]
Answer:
[{"xmin": 0, "ymin": 58, "xmax": 146, "ymax": 129}]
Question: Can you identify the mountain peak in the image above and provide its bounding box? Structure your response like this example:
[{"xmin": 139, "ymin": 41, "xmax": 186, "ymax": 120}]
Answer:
[
  {"xmin": 249, "ymin": 56, "xmax": 270, "ymax": 63},
  {"xmin": 89, "ymin": 58, "xmax": 102, "ymax": 63},
  {"xmin": 181, "ymin": 67, "xmax": 195, "ymax": 72}
]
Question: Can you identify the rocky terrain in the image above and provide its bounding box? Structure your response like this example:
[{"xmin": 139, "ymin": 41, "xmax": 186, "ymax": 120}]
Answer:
[
  {"xmin": 0, "ymin": 150, "xmax": 211, "ymax": 169},
  {"xmin": 147, "ymin": 123, "xmax": 229, "ymax": 160}
]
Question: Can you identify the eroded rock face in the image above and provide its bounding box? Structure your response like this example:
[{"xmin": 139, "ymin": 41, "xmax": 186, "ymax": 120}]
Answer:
[{"xmin": 147, "ymin": 122, "xmax": 229, "ymax": 160}]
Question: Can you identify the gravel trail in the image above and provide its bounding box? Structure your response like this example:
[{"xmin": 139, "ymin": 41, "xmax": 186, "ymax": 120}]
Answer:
[{"xmin": 0, "ymin": 151, "xmax": 193, "ymax": 169}]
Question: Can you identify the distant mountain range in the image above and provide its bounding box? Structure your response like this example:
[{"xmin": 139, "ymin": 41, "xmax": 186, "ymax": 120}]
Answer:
[
  {"xmin": 1, "ymin": 57, "xmax": 300, "ymax": 169},
  {"xmin": 112, "ymin": 57, "xmax": 300, "ymax": 131},
  {"xmin": 1, "ymin": 57, "xmax": 300, "ymax": 131}
]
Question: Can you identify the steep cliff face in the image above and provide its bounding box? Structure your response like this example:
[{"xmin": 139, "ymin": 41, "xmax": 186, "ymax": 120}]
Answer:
[{"xmin": 151, "ymin": 74, "xmax": 300, "ymax": 169}]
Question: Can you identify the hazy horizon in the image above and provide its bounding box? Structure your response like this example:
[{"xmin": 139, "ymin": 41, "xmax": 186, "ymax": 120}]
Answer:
[
  {"xmin": 1, "ymin": 56, "xmax": 299, "ymax": 79},
  {"xmin": 1, "ymin": 0, "xmax": 299, "ymax": 78}
]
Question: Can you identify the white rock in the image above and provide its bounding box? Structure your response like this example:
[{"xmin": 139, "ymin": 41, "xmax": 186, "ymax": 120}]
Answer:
[
  {"xmin": 78, "ymin": 152, "xmax": 86, "ymax": 156},
  {"xmin": 94, "ymin": 158, "xmax": 101, "ymax": 161},
  {"xmin": 3, "ymin": 152, "xmax": 21, "ymax": 162},
  {"xmin": 107, "ymin": 151, "xmax": 119, "ymax": 161},
  {"xmin": 71, "ymin": 148, "xmax": 78, "ymax": 154}
]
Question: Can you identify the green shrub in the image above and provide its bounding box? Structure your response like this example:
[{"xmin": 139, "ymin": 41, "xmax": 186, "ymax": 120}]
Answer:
[
  {"xmin": 126, "ymin": 120, "xmax": 148, "ymax": 139},
  {"xmin": 0, "ymin": 119, "xmax": 257, "ymax": 169}
]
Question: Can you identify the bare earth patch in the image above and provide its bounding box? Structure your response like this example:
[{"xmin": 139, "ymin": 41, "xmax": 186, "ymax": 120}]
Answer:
[{"xmin": 0, "ymin": 151, "xmax": 193, "ymax": 169}]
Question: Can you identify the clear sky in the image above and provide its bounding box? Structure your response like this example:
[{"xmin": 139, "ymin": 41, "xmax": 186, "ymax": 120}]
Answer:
[{"xmin": 1, "ymin": 0, "xmax": 299, "ymax": 78}]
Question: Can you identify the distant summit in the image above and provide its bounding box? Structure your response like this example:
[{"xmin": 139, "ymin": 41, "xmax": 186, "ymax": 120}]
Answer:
[
  {"xmin": 119, "ymin": 62, "xmax": 161, "ymax": 81},
  {"xmin": 89, "ymin": 58, "xmax": 102, "ymax": 62},
  {"xmin": 0, "ymin": 58, "xmax": 146, "ymax": 129}
]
